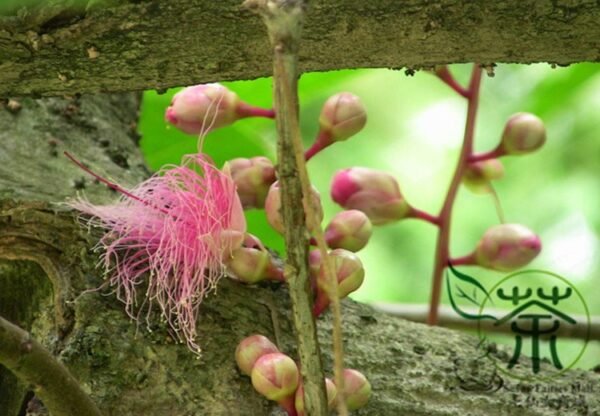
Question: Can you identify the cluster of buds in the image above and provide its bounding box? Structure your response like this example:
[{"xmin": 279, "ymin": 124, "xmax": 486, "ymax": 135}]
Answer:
[
  {"xmin": 165, "ymin": 83, "xmax": 275, "ymax": 135},
  {"xmin": 236, "ymin": 335, "xmax": 371, "ymax": 415}
]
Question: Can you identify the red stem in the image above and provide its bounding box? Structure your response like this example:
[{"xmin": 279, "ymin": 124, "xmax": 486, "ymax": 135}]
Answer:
[
  {"xmin": 278, "ymin": 395, "xmax": 298, "ymax": 416},
  {"xmin": 236, "ymin": 102, "xmax": 276, "ymax": 119},
  {"xmin": 409, "ymin": 208, "xmax": 440, "ymax": 226},
  {"xmin": 468, "ymin": 147, "xmax": 505, "ymax": 163},
  {"xmin": 64, "ymin": 151, "xmax": 170, "ymax": 215},
  {"xmin": 449, "ymin": 252, "xmax": 477, "ymax": 266},
  {"xmin": 304, "ymin": 130, "xmax": 332, "ymax": 161},
  {"xmin": 435, "ymin": 66, "xmax": 470, "ymax": 99},
  {"xmin": 427, "ymin": 65, "xmax": 483, "ymax": 326}
]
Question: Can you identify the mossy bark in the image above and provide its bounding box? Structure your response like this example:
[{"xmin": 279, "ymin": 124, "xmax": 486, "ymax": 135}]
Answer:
[
  {"xmin": 0, "ymin": 94, "xmax": 599, "ymax": 415},
  {"xmin": 1, "ymin": 0, "xmax": 600, "ymax": 97}
]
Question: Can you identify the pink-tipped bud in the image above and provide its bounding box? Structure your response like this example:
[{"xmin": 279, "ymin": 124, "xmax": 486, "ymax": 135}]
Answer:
[
  {"xmin": 165, "ymin": 84, "xmax": 241, "ymax": 134},
  {"xmin": 265, "ymin": 181, "xmax": 324, "ymax": 234},
  {"xmin": 320, "ymin": 92, "xmax": 367, "ymax": 142},
  {"xmin": 225, "ymin": 246, "xmax": 283, "ymax": 283},
  {"xmin": 463, "ymin": 159, "xmax": 504, "ymax": 194},
  {"xmin": 251, "ymin": 353, "xmax": 300, "ymax": 402},
  {"xmin": 314, "ymin": 249, "xmax": 365, "ymax": 316},
  {"xmin": 325, "ymin": 210, "xmax": 373, "ymax": 252},
  {"xmin": 295, "ymin": 378, "xmax": 338, "ymax": 415},
  {"xmin": 341, "ymin": 369, "xmax": 371, "ymax": 410},
  {"xmin": 331, "ymin": 167, "xmax": 410, "ymax": 225},
  {"xmin": 500, "ymin": 113, "xmax": 546, "ymax": 155},
  {"xmin": 226, "ymin": 157, "xmax": 277, "ymax": 209},
  {"xmin": 235, "ymin": 335, "xmax": 280, "ymax": 376},
  {"xmin": 475, "ymin": 224, "xmax": 542, "ymax": 272}
]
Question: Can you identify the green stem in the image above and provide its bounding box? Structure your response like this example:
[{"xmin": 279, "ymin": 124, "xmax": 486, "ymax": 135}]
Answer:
[
  {"xmin": 0, "ymin": 315, "xmax": 103, "ymax": 416},
  {"xmin": 427, "ymin": 65, "xmax": 483, "ymax": 325},
  {"xmin": 245, "ymin": 1, "xmax": 329, "ymax": 415}
]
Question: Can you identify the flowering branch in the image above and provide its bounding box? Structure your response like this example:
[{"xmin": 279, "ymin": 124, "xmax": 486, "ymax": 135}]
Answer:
[
  {"xmin": 243, "ymin": 1, "xmax": 332, "ymax": 415},
  {"xmin": 427, "ymin": 65, "xmax": 483, "ymax": 325},
  {"xmin": 0, "ymin": 315, "xmax": 102, "ymax": 416}
]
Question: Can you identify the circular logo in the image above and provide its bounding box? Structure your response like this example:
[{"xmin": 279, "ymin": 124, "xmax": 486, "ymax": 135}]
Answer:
[{"xmin": 476, "ymin": 270, "xmax": 590, "ymax": 381}]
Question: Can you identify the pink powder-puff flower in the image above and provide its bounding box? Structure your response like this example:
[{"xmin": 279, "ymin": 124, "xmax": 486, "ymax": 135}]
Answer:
[{"xmin": 67, "ymin": 152, "xmax": 246, "ymax": 353}]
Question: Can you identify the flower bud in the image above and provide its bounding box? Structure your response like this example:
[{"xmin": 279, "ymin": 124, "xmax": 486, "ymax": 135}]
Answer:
[
  {"xmin": 475, "ymin": 224, "xmax": 542, "ymax": 272},
  {"xmin": 165, "ymin": 84, "xmax": 240, "ymax": 134},
  {"xmin": 500, "ymin": 113, "xmax": 546, "ymax": 155},
  {"xmin": 463, "ymin": 159, "xmax": 504, "ymax": 194},
  {"xmin": 341, "ymin": 369, "xmax": 371, "ymax": 410},
  {"xmin": 226, "ymin": 157, "xmax": 277, "ymax": 209},
  {"xmin": 225, "ymin": 246, "xmax": 283, "ymax": 283},
  {"xmin": 305, "ymin": 93, "xmax": 367, "ymax": 161},
  {"xmin": 251, "ymin": 352, "xmax": 299, "ymax": 402},
  {"xmin": 165, "ymin": 84, "xmax": 275, "ymax": 135},
  {"xmin": 295, "ymin": 378, "xmax": 338, "ymax": 415},
  {"xmin": 331, "ymin": 167, "xmax": 410, "ymax": 225},
  {"xmin": 308, "ymin": 249, "xmax": 322, "ymax": 291},
  {"xmin": 325, "ymin": 210, "xmax": 373, "ymax": 252},
  {"xmin": 235, "ymin": 335, "xmax": 279, "ymax": 376},
  {"xmin": 320, "ymin": 93, "xmax": 367, "ymax": 142},
  {"xmin": 265, "ymin": 181, "xmax": 324, "ymax": 234},
  {"xmin": 314, "ymin": 249, "xmax": 365, "ymax": 316}
]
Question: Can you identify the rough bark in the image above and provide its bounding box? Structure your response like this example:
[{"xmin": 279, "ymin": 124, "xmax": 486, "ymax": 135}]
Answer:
[
  {"xmin": 0, "ymin": 95, "xmax": 599, "ymax": 415},
  {"xmin": 1, "ymin": 0, "xmax": 600, "ymax": 97}
]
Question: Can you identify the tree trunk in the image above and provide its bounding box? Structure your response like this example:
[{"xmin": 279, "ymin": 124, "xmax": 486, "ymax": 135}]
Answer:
[
  {"xmin": 0, "ymin": 94, "xmax": 599, "ymax": 416},
  {"xmin": 1, "ymin": 0, "xmax": 599, "ymax": 97}
]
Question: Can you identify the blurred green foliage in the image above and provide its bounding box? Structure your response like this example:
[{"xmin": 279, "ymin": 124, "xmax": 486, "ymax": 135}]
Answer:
[{"xmin": 140, "ymin": 64, "xmax": 600, "ymax": 369}]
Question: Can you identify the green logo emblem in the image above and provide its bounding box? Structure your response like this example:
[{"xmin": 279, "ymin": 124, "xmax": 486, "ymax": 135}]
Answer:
[{"xmin": 447, "ymin": 264, "xmax": 590, "ymax": 380}]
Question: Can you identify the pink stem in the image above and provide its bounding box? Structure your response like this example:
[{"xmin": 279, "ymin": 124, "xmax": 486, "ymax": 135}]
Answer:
[
  {"xmin": 468, "ymin": 147, "xmax": 505, "ymax": 163},
  {"xmin": 236, "ymin": 102, "xmax": 276, "ymax": 119},
  {"xmin": 409, "ymin": 208, "xmax": 440, "ymax": 226},
  {"xmin": 435, "ymin": 66, "xmax": 470, "ymax": 99},
  {"xmin": 449, "ymin": 252, "xmax": 477, "ymax": 266},
  {"xmin": 427, "ymin": 65, "xmax": 483, "ymax": 326}
]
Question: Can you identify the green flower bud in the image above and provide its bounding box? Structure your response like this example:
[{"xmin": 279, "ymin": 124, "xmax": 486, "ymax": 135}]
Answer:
[
  {"xmin": 325, "ymin": 210, "xmax": 373, "ymax": 252},
  {"xmin": 227, "ymin": 157, "xmax": 277, "ymax": 209},
  {"xmin": 320, "ymin": 92, "xmax": 367, "ymax": 142},
  {"xmin": 313, "ymin": 249, "xmax": 365, "ymax": 316},
  {"xmin": 251, "ymin": 352, "xmax": 299, "ymax": 402},
  {"xmin": 235, "ymin": 335, "xmax": 279, "ymax": 376},
  {"xmin": 463, "ymin": 159, "xmax": 504, "ymax": 194},
  {"xmin": 341, "ymin": 369, "xmax": 371, "ymax": 410},
  {"xmin": 501, "ymin": 113, "xmax": 546, "ymax": 155},
  {"xmin": 295, "ymin": 378, "xmax": 338, "ymax": 415},
  {"xmin": 265, "ymin": 181, "xmax": 323, "ymax": 234}
]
